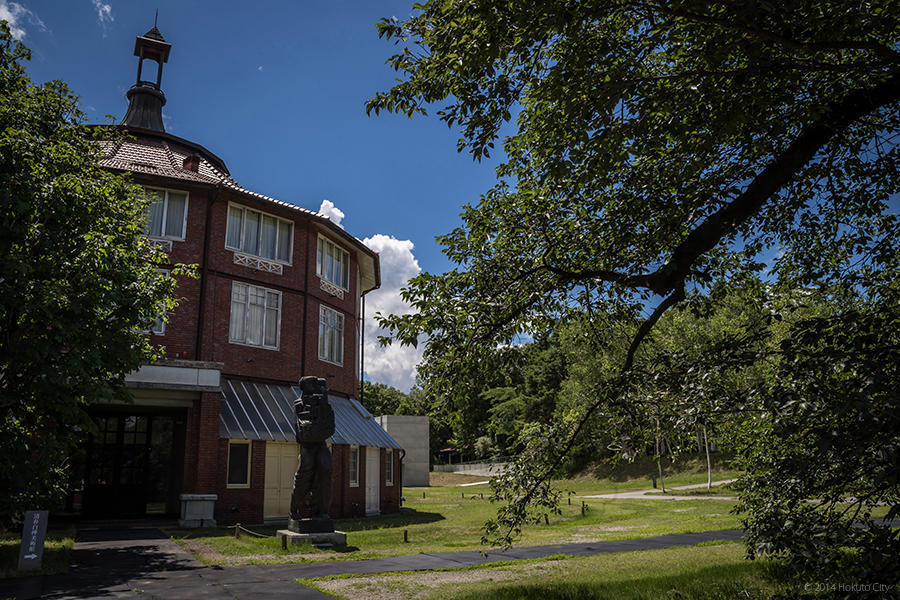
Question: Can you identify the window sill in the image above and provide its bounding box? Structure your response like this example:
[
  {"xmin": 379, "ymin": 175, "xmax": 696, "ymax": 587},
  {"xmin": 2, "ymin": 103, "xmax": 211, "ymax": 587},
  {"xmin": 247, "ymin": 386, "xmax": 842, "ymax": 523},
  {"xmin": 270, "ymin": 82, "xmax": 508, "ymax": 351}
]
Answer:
[
  {"xmin": 318, "ymin": 356, "xmax": 344, "ymax": 367},
  {"xmin": 349, "ymin": 482, "xmax": 359, "ymax": 488},
  {"xmin": 229, "ymin": 339, "xmax": 280, "ymax": 352},
  {"xmin": 226, "ymin": 483, "xmax": 251, "ymax": 489}
]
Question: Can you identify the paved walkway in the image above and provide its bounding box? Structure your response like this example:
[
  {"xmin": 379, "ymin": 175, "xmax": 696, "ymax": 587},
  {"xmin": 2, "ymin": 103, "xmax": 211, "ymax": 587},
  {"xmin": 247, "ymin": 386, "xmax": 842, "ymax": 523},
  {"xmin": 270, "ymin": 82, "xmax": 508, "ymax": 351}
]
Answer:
[
  {"xmin": 0, "ymin": 527, "xmax": 744, "ymax": 599},
  {"xmin": 580, "ymin": 479, "xmax": 738, "ymax": 501}
]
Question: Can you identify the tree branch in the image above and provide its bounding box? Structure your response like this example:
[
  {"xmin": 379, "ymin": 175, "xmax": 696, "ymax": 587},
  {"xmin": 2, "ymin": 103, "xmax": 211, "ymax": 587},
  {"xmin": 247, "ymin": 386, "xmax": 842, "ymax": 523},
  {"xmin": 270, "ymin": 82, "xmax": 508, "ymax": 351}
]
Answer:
[
  {"xmin": 545, "ymin": 71, "xmax": 900, "ymax": 295},
  {"xmin": 654, "ymin": 4, "xmax": 900, "ymax": 63}
]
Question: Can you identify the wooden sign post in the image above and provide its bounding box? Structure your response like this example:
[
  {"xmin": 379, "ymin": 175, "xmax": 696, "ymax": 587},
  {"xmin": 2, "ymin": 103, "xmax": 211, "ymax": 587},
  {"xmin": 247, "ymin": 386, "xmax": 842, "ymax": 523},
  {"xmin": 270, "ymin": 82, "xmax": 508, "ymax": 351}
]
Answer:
[{"xmin": 17, "ymin": 510, "xmax": 49, "ymax": 571}]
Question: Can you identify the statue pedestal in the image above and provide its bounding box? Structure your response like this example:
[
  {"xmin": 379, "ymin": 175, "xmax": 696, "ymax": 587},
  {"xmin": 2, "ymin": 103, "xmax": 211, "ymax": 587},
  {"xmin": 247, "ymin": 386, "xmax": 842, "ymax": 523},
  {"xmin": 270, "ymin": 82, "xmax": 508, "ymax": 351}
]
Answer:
[
  {"xmin": 276, "ymin": 529, "xmax": 347, "ymax": 547},
  {"xmin": 277, "ymin": 516, "xmax": 345, "ymax": 547},
  {"xmin": 289, "ymin": 516, "xmax": 334, "ymax": 534}
]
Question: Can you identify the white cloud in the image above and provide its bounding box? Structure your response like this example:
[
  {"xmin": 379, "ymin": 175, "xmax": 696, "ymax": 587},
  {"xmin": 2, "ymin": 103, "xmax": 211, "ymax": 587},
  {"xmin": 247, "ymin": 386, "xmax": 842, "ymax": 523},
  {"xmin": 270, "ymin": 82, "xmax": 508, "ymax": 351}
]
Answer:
[
  {"xmin": 0, "ymin": 1, "xmax": 45, "ymax": 40},
  {"xmin": 318, "ymin": 199, "xmax": 345, "ymax": 228},
  {"xmin": 91, "ymin": 0, "xmax": 113, "ymax": 26},
  {"xmin": 362, "ymin": 234, "xmax": 424, "ymax": 393},
  {"xmin": 257, "ymin": 65, "xmax": 263, "ymax": 72}
]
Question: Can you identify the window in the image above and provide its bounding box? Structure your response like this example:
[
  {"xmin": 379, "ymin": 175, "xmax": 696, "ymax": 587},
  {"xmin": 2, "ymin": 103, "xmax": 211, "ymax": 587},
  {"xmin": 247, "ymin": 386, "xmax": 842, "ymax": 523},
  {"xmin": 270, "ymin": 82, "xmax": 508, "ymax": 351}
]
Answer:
[
  {"xmin": 145, "ymin": 188, "xmax": 188, "ymax": 240},
  {"xmin": 226, "ymin": 203, "xmax": 293, "ymax": 264},
  {"xmin": 385, "ymin": 449, "xmax": 393, "ymax": 486},
  {"xmin": 227, "ymin": 440, "xmax": 251, "ymax": 487},
  {"xmin": 317, "ymin": 236, "xmax": 350, "ymax": 290},
  {"xmin": 229, "ymin": 282, "xmax": 281, "ymax": 349},
  {"xmin": 142, "ymin": 269, "xmax": 168, "ymax": 335},
  {"xmin": 318, "ymin": 305, "xmax": 344, "ymax": 365},
  {"xmin": 349, "ymin": 446, "xmax": 359, "ymax": 487}
]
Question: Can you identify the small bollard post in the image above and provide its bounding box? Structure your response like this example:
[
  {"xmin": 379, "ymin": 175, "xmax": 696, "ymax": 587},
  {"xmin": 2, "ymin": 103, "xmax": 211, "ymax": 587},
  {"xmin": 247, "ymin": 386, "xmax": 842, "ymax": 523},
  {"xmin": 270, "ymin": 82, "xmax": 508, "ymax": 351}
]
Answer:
[
  {"xmin": 403, "ymin": 529, "xmax": 409, "ymax": 543},
  {"xmin": 544, "ymin": 514, "xmax": 549, "ymax": 525},
  {"xmin": 581, "ymin": 502, "xmax": 586, "ymax": 516},
  {"xmin": 568, "ymin": 496, "xmax": 571, "ymax": 505},
  {"xmin": 281, "ymin": 534, "xmax": 287, "ymax": 550},
  {"xmin": 480, "ymin": 493, "xmax": 483, "ymax": 499},
  {"xmin": 423, "ymin": 491, "xmax": 426, "ymax": 499},
  {"xmin": 462, "ymin": 492, "xmax": 465, "ymax": 499},
  {"xmin": 235, "ymin": 523, "xmax": 242, "ymax": 538}
]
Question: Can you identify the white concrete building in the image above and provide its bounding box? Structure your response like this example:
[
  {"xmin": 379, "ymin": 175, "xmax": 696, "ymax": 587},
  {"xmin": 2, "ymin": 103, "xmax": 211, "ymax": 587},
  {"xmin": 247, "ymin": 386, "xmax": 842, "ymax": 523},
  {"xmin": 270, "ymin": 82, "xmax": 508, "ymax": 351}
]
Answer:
[{"xmin": 376, "ymin": 415, "xmax": 430, "ymax": 487}]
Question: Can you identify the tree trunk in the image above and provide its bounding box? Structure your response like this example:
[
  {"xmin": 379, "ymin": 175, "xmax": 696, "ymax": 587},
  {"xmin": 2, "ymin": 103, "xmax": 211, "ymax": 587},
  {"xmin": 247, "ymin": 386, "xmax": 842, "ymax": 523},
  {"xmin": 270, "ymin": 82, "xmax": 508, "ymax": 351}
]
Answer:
[
  {"xmin": 655, "ymin": 419, "xmax": 666, "ymax": 493},
  {"xmin": 704, "ymin": 425, "xmax": 712, "ymax": 491}
]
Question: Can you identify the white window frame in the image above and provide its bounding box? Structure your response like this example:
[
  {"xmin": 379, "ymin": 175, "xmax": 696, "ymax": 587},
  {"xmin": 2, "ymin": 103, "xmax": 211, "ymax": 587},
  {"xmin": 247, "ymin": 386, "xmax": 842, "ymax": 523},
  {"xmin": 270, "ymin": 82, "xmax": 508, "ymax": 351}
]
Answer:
[
  {"xmin": 349, "ymin": 445, "xmax": 360, "ymax": 487},
  {"xmin": 318, "ymin": 305, "xmax": 344, "ymax": 366},
  {"xmin": 385, "ymin": 449, "xmax": 393, "ymax": 486},
  {"xmin": 229, "ymin": 281, "xmax": 282, "ymax": 350},
  {"xmin": 226, "ymin": 440, "xmax": 251, "ymax": 488},
  {"xmin": 225, "ymin": 202, "xmax": 294, "ymax": 265},
  {"xmin": 316, "ymin": 235, "xmax": 350, "ymax": 291},
  {"xmin": 145, "ymin": 187, "xmax": 189, "ymax": 241}
]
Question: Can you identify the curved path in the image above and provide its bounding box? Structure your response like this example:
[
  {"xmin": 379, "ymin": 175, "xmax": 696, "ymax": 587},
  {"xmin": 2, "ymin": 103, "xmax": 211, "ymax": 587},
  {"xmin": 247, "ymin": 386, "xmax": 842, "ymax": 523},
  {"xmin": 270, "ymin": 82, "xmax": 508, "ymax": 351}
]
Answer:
[{"xmin": 579, "ymin": 479, "xmax": 738, "ymax": 501}]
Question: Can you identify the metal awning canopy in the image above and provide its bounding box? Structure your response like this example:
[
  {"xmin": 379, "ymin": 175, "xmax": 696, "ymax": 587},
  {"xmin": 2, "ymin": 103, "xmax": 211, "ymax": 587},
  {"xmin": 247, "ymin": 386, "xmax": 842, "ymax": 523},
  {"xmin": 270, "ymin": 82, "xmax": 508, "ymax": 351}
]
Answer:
[{"xmin": 219, "ymin": 379, "xmax": 402, "ymax": 450}]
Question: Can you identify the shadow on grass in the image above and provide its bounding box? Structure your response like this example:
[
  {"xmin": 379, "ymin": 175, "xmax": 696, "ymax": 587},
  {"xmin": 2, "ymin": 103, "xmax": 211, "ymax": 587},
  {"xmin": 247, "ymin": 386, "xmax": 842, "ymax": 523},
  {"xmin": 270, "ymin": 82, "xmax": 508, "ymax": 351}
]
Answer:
[
  {"xmin": 167, "ymin": 508, "xmax": 446, "ymax": 540},
  {"xmin": 337, "ymin": 509, "xmax": 446, "ymax": 532},
  {"xmin": 444, "ymin": 560, "xmax": 779, "ymax": 600}
]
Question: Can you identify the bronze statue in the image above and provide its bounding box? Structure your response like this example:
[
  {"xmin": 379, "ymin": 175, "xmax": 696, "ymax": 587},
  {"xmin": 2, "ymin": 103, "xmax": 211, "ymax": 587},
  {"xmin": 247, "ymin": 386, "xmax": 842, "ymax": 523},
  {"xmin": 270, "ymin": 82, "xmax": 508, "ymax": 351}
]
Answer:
[{"xmin": 289, "ymin": 376, "xmax": 335, "ymax": 532}]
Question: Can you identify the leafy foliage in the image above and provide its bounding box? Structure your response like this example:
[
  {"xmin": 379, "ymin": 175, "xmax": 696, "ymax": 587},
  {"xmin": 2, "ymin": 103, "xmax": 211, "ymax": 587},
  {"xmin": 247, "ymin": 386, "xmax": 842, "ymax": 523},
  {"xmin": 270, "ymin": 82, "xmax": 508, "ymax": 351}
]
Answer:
[
  {"xmin": 368, "ymin": 0, "xmax": 900, "ymax": 580},
  {"xmin": 0, "ymin": 25, "xmax": 179, "ymax": 525},
  {"xmin": 738, "ymin": 282, "xmax": 900, "ymax": 591}
]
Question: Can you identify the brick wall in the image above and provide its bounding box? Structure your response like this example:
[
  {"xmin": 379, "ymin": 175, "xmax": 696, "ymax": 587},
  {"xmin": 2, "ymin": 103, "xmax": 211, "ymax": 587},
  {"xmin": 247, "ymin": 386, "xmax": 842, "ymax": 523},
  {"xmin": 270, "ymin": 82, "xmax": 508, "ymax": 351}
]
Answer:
[
  {"xmin": 215, "ymin": 439, "xmax": 266, "ymax": 525},
  {"xmin": 129, "ymin": 157, "xmax": 376, "ymax": 525}
]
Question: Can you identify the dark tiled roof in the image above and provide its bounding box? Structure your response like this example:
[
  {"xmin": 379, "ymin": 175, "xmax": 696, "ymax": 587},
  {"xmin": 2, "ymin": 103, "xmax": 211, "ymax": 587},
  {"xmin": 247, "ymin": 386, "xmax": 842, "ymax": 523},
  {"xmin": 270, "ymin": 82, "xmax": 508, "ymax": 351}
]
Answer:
[
  {"xmin": 97, "ymin": 128, "xmax": 380, "ymax": 292},
  {"xmin": 99, "ymin": 135, "xmax": 318, "ymax": 219}
]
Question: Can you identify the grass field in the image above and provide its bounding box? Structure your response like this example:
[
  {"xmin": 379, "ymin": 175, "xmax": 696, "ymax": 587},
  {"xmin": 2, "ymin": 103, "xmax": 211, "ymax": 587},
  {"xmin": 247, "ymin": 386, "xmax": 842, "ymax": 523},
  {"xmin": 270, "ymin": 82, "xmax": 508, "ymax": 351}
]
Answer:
[
  {"xmin": 0, "ymin": 529, "xmax": 75, "ymax": 579},
  {"xmin": 304, "ymin": 541, "xmax": 788, "ymax": 600},
  {"xmin": 168, "ymin": 463, "xmax": 742, "ymax": 566}
]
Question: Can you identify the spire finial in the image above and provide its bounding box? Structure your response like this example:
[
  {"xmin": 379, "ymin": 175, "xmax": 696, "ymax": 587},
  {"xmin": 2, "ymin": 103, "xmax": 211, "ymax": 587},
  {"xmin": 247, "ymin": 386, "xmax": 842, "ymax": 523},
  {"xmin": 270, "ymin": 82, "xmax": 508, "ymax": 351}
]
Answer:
[{"xmin": 154, "ymin": 9, "xmax": 158, "ymax": 28}]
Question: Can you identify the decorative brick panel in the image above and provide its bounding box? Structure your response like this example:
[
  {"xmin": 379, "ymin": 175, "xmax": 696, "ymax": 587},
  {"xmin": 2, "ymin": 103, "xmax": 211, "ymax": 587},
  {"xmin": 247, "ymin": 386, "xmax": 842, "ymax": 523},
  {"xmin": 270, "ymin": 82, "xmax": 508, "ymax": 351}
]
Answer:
[{"xmin": 233, "ymin": 252, "xmax": 283, "ymax": 274}]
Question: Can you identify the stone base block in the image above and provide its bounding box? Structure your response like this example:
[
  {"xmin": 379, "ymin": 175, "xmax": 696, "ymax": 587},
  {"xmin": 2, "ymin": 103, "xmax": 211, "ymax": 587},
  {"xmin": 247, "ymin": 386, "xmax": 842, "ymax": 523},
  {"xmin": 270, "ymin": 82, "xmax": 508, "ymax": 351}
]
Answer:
[
  {"xmin": 288, "ymin": 516, "xmax": 334, "ymax": 533},
  {"xmin": 277, "ymin": 529, "xmax": 347, "ymax": 547},
  {"xmin": 179, "ymin": 494, "xmax": 217, "ymax": 528}
]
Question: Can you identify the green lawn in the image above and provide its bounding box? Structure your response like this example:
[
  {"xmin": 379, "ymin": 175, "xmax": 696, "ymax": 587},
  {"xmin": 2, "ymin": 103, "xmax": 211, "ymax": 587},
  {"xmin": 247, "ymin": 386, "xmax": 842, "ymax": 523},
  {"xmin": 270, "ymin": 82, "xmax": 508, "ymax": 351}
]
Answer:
[
  {"xmin": 0, "ymin": 529, "xmax": 75, "ymax": 579},
  {"xmin": 304, "ymin": 541, "xmax": 789, "ymax": 600},
  {"xmin": 168, "ymin": 468, "xmax": 742, "ymax": 566}
]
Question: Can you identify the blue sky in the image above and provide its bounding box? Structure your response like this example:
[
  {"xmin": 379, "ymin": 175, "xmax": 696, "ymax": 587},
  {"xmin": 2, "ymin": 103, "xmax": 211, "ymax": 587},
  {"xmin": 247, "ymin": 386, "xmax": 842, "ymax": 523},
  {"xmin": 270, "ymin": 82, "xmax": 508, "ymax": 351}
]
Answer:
[{"xmin": 8, "ymin": 0, "xmax": 508, "ymax": 390}]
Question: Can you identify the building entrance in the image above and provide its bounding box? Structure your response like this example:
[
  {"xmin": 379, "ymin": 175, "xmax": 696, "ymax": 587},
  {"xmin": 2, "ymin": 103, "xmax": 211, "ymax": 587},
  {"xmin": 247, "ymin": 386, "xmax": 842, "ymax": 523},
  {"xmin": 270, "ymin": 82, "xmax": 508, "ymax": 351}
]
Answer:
[{"xmin": 81, "ymin": 410, "xmax": 185, "ymax": 517}]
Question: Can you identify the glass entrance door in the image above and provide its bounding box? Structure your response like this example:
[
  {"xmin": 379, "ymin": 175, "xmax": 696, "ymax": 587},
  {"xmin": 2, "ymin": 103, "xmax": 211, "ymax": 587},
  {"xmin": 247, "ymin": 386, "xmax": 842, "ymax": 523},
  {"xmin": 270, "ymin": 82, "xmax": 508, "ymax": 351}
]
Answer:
[{"xmin": 82, "ymin": 412, "xmax": 183, "ymax": 517}]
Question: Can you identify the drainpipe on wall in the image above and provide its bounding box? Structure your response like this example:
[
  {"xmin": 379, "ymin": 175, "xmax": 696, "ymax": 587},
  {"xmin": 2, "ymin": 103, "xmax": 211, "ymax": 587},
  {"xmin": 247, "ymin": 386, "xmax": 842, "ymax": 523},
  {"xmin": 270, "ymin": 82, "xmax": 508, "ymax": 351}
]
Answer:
[
  {"xmin": 195, "ymin": 182, "xmax": 221, "ymax": 360},
  {"xmin": 359, "ymin": 294, "xmax": 365, "ymax": 402}
]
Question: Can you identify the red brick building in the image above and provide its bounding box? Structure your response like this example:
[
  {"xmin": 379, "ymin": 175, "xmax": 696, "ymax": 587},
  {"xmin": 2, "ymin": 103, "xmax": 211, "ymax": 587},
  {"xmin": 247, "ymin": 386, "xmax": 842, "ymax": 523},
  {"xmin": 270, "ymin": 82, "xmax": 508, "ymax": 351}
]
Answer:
[{"xmin": 74, "ymin": 26, "xmax": 401, "ymax": 526}]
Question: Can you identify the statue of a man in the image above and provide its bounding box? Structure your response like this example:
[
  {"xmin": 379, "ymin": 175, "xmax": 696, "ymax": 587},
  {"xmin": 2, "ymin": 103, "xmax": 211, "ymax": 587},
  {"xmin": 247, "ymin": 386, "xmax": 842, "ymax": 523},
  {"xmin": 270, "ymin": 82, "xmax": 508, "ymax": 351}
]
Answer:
[{"xmin": 289, "ymin": 376, "xmax": 335, "ymax": 524}]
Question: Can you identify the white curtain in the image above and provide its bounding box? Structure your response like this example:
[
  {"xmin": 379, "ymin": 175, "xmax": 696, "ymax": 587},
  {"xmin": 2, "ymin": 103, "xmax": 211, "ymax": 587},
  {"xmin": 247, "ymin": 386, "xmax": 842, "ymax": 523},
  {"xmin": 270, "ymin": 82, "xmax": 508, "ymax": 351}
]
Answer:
[
  {"xmin": 226, "ymin": 206, "xmax": 243, "ymax": 248},
  {"xmin": 277, "ymin": 221, "xmax": 292, "ymax": 262},
  {"xmin": 146, "ymin": 195, "xmax": 164, "ymax": 236},
  {"xmin": 229, "ymin": 284, "xmax": 248, "ymax": 342},
  {"xmin": 260, "ymin": 215, "xmax": 277, "ymax": 259},
  {"xmin": 264, "ymin": 291, "xmax": 279, "ymax": 346},
  {"xmin": 244, "ymin": 211, "xmax": 260, "ymax": 255},
  {"xmin": 164, "ymin": 192, "xmax": 186, "ymax": 238},
  {"xmin": 246, "ymin": 287, "xmax": 265, "ymax": 345}
]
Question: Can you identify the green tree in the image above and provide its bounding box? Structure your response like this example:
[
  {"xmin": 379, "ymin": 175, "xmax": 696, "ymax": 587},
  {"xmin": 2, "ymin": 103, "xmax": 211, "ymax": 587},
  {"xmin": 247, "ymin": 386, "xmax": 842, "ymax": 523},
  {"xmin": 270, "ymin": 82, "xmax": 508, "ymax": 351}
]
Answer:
[
  {"xmin": 360, "ymin": 380, "xmax": 410, "ymax": 416},
  {"xmin": 0, "ymin": 25, "xmax": 178, "ymax": 525},
  {"xmin": 368, "ymin": 0, "xmax": 900, "ymax": 579}
]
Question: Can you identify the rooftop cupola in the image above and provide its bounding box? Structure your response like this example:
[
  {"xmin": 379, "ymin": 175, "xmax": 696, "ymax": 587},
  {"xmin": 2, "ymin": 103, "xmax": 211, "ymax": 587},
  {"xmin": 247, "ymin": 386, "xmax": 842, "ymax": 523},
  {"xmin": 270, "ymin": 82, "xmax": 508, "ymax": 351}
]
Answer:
[{"xmin": 122, "ymin": 24, "xmax": 172, "ymax": 131}]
